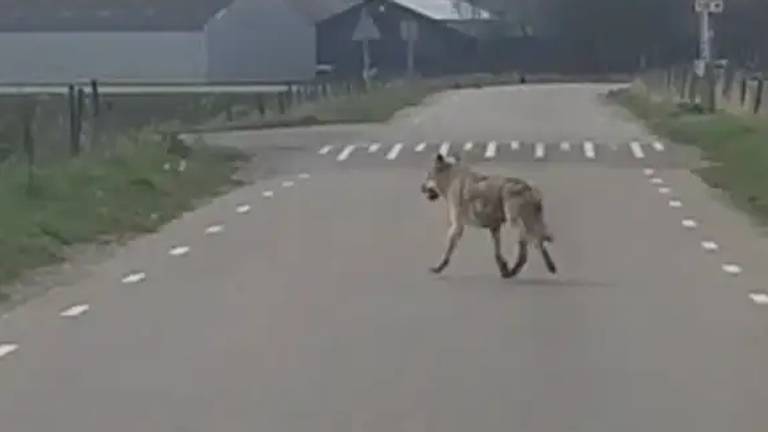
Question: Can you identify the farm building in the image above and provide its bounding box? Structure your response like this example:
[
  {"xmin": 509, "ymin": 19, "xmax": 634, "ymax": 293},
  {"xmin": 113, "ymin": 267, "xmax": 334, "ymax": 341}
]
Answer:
[
  {"xmin": 0, "ymin": 0, "xmax": 316, "ymax": 83},
  {"xmin": 317, "ymin": 0, "xmax": 500, "ymax": 78}
]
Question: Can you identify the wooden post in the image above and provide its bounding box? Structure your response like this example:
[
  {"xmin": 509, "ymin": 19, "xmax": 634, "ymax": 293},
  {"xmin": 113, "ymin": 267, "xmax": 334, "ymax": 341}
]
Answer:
[
  {"xmin": 257, "ymin": 95, "xmax": 266, "ymax": 118},
  {"xmin": 68, "ymin": 85, "xmax": 81, "ymax": 156},
  {"xmin": 21, "ymin": 98, "xmax": 37, "ymax": 192},
  {"xmin": 754, "ymin": 79, "xmax": 764, "ymax": 114}
]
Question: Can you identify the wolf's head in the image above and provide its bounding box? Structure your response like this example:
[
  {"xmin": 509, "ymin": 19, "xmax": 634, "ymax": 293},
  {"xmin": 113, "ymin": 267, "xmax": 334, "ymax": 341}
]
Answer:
[{"xmin": 421, "ymin": 153, "xmax": 459, "ymax": 202}]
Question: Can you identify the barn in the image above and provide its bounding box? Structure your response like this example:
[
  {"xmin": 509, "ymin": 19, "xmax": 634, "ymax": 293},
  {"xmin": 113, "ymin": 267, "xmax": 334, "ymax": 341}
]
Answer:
[
  {"xmin": 0, "ymin": 0, "xmax": 316, "ymax": 83},
  {"xmin": 317, "ymin": 0, "xmax": 498, "ymax": 79}
]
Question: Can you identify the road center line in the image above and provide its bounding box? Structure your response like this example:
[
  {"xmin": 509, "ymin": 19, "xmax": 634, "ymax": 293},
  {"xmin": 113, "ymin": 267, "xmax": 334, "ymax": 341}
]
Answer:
[
  {"xmin": 0, "ymin": 344, "xmax": 18, "ymax": 359},
  {"xmin": 298, "ymin": 173, "xmax": 310, "ymax": 180},
  {"xmin": 583, "ymin": 141, "xmax": 596, "ymax": 159},
  {"xmin": 336, "ymin": 145, "xmax": 356, "ymax": 161},
  {"xmin": 643, "ymin": 168, "xmax": 655, "ymax": 176},
  {"xmin": 169, "ymin": 246, "xmax": 191, "ymax": 256},
  {"xmin": 463, "ymin": 141, "xmax": 474, "ymax": 151},
  {"xmin": 652, "ymin": 141, "xmax": 666, "ymax": 152},
  {"xmin": 386, "ymin": 143, "xmax": 403, "ymax": 160},
  {"xmin": 681, "ymin": 219, "xmax": 698, "ymax": 229},
  {"xmin": 485, "ymin": 141, "xmax": 498, "ymax": 159},
  {"xmin": 534, "ymin": 142, "xmax": 546, "ymax": 160},
  {"xmin": 318, "ymin": 145, "xmax": 333, "ymax": 155},
  {"xmin": 630, "ymin": 141, "xmax": 645, "ymax": 159},
  {"xmin": 121, "ymin": 272, "xmax": 147, "ymax": 284},
  {"xmin": 282, "ymin": 180, "xmax": 295, "ymax": 188},
  {"xmin": 668, "ymin": 200, "xmax": 683, "ymax": 208},
  {"xmin": 650, "ymin": 177, "xmax": 664, "ymax": 185},
  {"xmin": 749, "ymin": 292, "xmax": 768, "ymax": 304},
  {"xmin": 60, "ymin": 304, "xmax": 90, "ymax": 318},
  {"xmin": 236, "ymin": 204, "xmax": 252, "ymax": 214},
  {"xmin": 368, "ymin": 143, "xmax": 381, "ymax": 153},
  {"xmin": 439, "ymin": 141, "xmax": 451, "ymax": 156},
  {"xmin": 205, "ymin": 225, "xmax": 224, "ymax": 235},
  {"xmin": 701, "ymin": 241, "xmax": 719, "ymax": 252},
  {"xmin": 722, "ymin": 264, "xmax": 742, "ymax": 275},
  {"xmin": 560, "ymin": 141, "xmax": 571, "ymax": 151},
  {"xmin": 262, "ymin": 190, "xmax": 274, "ymax": 198},
  {"xmin": 658, "ymin": 187, "xmax": 671, "ymax": 194},
  {"xmin": 415, "ymin": 142, "xmax": 427, "ymax": 152},
  {"xmin": 510, "ymin": 141, "xmax": 520, "ymax": 151}
]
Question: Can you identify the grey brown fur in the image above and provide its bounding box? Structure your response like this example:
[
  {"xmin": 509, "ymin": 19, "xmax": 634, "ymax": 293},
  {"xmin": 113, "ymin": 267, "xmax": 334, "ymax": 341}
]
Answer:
[{"xmin": 421, "ymin": 153, "xmax": 557, "ymax": 278}]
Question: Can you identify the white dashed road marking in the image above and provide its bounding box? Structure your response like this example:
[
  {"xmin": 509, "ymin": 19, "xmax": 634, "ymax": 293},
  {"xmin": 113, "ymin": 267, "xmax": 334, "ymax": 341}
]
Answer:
[
  {"xmin": 484, "ymin": 141, "xmax": 497, "ymax": 159},
  {"xmin": 658, "ymin": 187, "xmax": 671, "ymax": 194},
  {"xmin": 722, "ymin": 264, "xmax": 742, "ymax": 275},
  {"xmin": 368, "ymin": 143, "xmax": 381, "ymax": 153},
  {"xmin": 630, "ymin": 141, "xmax": 645, "ymax": 159},
  {"xmin": 0, "ymin": 344, "xmax": 18, "ymax": 359},
  {"xmin": 298, "ymin": 173, "xmax": 310, "ymax": 180},
  {"xmin": 439, "ymin": 141, "xmax": 451, "ymax": 156},
  {"xmin": 318, "ymin": 145, "xmax": 333, "ymax": 155},
  {"xmin": 560, "ymin": 141, "xmax": 571, "ymax": 151},
  {"xmin": 205, "ymin": 225, "xmax": 224, "ymax": 235},
  {"xmin": 510, "ymin": 141, "xmax": 520, "ymax": 151},
  {"xmin": 701, "ymin": 241, "xmax": 719, "ymax": 252},
  {"xmin": 682, "ymin": 219, "xmax": 698, "ymax": 229},
  {"xmin": 121, "ymin": 272, "xmax": 147, "ymax": 284},
  {"xmin": 415, "ymin": 142, "xmax": 427, "ymax": 152},
  {"xmin": 169, "ymin": 246, "xmax": 191, "ymax": 256},
  {"xmin": 337, "ymin": 145, "xmax": 356, "ymax": 161},
  {"xmin": 669, "ymin": 200, "xmax": 683, "ymax": 208},
  {"xmin": 749, "ymin": 292, "xmax": 768, "ymax": 305},
  {"xmin": 534, "ymin": 142, "xmax": 546, "ymax": 160},
  {"xmin": 643, "ymin": 168, "xmax": 655, "ymax": 176},
  {"xmin": 262, "ymin": 190, "xmax": 274, "ymax": 198},
  {"xmin": 236, "ymin": 204, "xmax": 251, "ymax": 214},
  {"xmin": 650, "ymin": 177, "xmax": 664, "ymax": 185},
  {"xmin": 60, "ymin": 304, "xmax": 90, "ymax": 318},
  {"xmin": 386, "ymin": 143, "xmax": 403, "ymax": 160},
  {"xmin": 652, "ymin": 141, "xmax": 666, "ymax": 152},
  {"xmin": 282, "ymin": 181, "xmax": 295, "ymax": 188},
  {"xmin": 583, "ymin": 141, "xmax": 596, "ymax": 159}
]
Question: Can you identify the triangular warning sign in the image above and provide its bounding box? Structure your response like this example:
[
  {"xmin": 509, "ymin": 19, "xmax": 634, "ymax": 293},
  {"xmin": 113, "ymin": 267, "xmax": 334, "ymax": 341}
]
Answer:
[{"xmin": 352, "ymin": 8, "xmax": 380, "ymax": 41}]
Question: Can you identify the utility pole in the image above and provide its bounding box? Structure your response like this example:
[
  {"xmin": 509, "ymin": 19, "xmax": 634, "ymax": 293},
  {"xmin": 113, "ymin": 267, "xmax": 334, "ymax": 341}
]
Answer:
[{"xmin": 695, "ymin": 0, "xmax": 724, "ymax": 112}]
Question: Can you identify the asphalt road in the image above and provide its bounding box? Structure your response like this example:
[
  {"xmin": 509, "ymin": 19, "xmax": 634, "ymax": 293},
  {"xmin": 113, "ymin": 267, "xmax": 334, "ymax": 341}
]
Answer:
[{"xmin": 2, "ymin": 84, "xmax": 768, "ymax": 432}]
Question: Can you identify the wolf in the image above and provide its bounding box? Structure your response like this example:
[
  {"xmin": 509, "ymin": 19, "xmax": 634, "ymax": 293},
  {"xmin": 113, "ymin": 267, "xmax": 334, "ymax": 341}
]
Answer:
[{"xmin": 421, "ymin": 153, "xmax": 557, "ymax": 278}]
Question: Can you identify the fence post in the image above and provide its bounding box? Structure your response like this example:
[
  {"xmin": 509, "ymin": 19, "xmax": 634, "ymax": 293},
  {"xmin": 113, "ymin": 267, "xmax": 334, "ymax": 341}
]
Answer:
[
  {"xmin": 68, "ymin": 84, "xmax": 81, "ymax": 156},
  {"xmin": 679, "ymin": 68, "xmax": 688, "ymax": 101},
  {"xmin": 21, "ymin": 98, "xmax": 37, "ymax": 192},
  {"xmin": 257, "ymin": 95, "xmax": 266, "ymax": 118},
  {"xmin": 740, "ymin": 78, "xmax": 748, "ymax": 107},
  {"xmin": 90, "ymin": 79, "xmax": 101, "ymax": 150},
  {"xmin": 277, "ymin": 92, "xmax": 286, "ymax": 115},
  {"xmin": 754, "ymin": 79, "xmax": 764, "ymax": 114}
]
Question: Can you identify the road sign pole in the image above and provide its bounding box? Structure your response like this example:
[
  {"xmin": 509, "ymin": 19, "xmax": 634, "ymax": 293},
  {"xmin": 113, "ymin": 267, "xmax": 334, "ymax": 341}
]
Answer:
[{"xmin": 362, "ymin": 39, "xmax": 372, "ymax": 89}]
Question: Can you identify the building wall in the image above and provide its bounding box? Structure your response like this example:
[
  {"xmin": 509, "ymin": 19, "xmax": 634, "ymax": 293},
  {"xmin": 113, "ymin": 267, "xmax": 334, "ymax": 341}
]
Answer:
[
  {"xmin": 0, "ymin": 32, "xmax": 207, "ymax": 83},
  {"xmin": 205, "ymin": 0, "xmax": 316, "ymax": 82}
]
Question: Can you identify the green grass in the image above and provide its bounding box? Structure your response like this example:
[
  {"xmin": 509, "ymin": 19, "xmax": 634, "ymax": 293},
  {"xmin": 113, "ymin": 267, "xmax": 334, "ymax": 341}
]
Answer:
[
  {"xmin": 0, "ymin": 129, "xmax": 245, "ymax": 292},
  {"xmin": 611, "ymin": 88, "xmax": 768, "ymax": 222}
]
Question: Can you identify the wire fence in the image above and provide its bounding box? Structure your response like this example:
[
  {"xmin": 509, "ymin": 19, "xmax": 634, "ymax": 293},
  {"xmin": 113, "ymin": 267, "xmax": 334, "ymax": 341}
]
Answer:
[
  {"xmin": 0, "ymin": 79, "xmax": 367, "ymax": 168},
  {"xmin": 638, "ymin": 65, "xmax": 768, "ymax": 117}
]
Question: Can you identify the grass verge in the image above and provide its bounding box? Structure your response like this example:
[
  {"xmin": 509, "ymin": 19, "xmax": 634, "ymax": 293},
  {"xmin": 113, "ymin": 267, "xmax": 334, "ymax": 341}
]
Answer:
[
  {"xmin": 610, "ymin": 87, "xmax": 768, "ymax": 223},
  {"xmin": 0, "ymin": 129, "xmax": 245, "ymax": 296}
]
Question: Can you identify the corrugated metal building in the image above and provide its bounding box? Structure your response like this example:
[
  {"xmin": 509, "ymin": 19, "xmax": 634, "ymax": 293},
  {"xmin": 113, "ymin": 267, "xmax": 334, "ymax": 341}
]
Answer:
[
  {"xmin": 0, "ymin": 0, "xmax": 316, "ymax": 83},
  {"xmin": 317, "ymin": 0, "xmax": 498, "ymax": 78}
]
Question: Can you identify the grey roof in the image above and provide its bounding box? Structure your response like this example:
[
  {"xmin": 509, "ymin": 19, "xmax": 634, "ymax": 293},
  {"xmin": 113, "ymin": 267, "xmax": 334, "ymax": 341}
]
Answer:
[
  {"xmin": 0, "ymin": 0, "xmax": 237, "ymax": 32},
  {"xmin": 287, "ymin": 0, "xmax": 361, "ymax": 22},
  {"xmin": 396, "ymin": 0, "xmax": 493, "ymax": 20}
]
